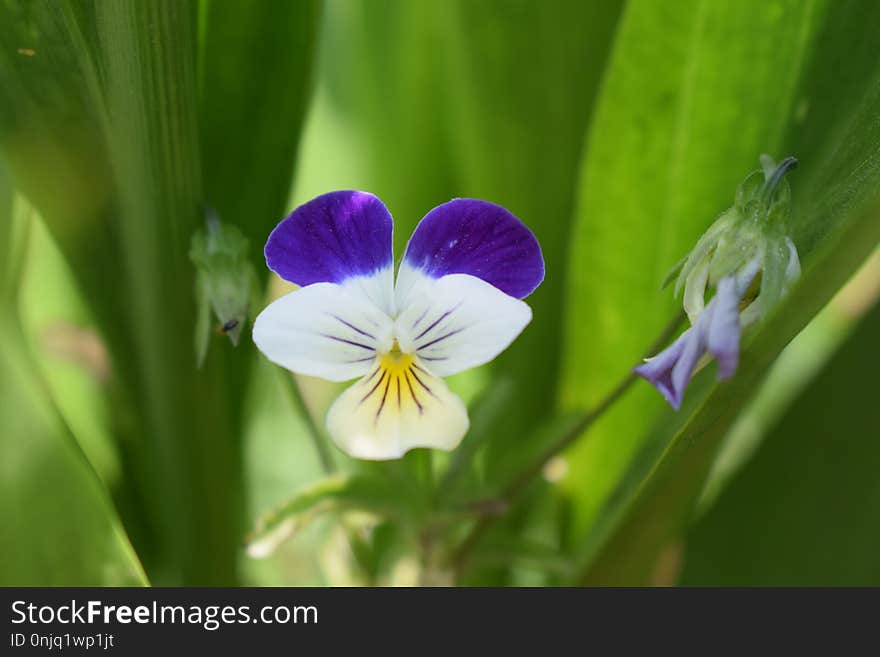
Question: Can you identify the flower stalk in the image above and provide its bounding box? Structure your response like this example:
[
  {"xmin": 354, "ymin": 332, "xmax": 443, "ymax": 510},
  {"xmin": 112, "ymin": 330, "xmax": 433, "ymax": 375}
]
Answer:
[{"xmin": 451, "ymin": 310, "xmax": 686, "ymax": 575}]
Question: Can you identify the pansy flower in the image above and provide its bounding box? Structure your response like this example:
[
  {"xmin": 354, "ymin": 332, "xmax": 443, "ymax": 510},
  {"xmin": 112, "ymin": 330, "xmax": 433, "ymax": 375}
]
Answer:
[
  {"xmin": 253, "ymin": 191, "xmax": 544, "ymax": 460},
  {"xmin": 635, "ymin": 156, "xmax": 801, "ymax": 409}
]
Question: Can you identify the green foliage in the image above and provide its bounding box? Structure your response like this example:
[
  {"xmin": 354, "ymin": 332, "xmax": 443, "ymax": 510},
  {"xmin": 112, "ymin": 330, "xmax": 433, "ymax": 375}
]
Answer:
[
  {"xmin": 560, "ymin": 0, "xmax": 832, "ymax": 538},
  {"xmin": 573, "ymin": 0, "xmax": 880, "ymax": 585},
  {"xmin": 0, "ymin": 190, "xmax": 146, "ymax": 585},
  {"xmin": 1, "ymin": 0, "xmax": 879, "ymax": 587},
  {"xmin": 0, "ymin": 318, "xmax": 148, "ymax": 586},
  {"xmin": 682, "ymin": 299, "xmax": 880, "ymax": 585},
  {"xmin": 247, "ymin": 473, "xmax": 417, "ymax": 556},
  {"xmin": 190, "ymin": 216, "xmax": 258, "ymax": 364},
  {"xmin": 308, "ymin": 0, "xmax": 459, "ymax": 248},
  {"xmin": 199, "ymin": 0, "xmax": 321, "ymax": 267},
  {"xmin": 0, "ymin": 0, "xmax": 319, "ymax": 585},
  {"xmin": 440, "ymin": 0, "xmax": 625, "ymax": 489}
]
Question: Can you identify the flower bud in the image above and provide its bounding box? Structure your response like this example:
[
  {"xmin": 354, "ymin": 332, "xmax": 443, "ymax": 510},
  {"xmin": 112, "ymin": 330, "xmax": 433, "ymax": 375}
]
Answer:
[
  {"xmin": 669, "ymin": 155, "xmax": 800, "ymax": 326},
  {"xmin": 190, "ymin": 210, "xmax": 257, "ymax": 366},
  {"xmin": 637, "ymin": 156, "xmax": 801, "ymax": 409}
]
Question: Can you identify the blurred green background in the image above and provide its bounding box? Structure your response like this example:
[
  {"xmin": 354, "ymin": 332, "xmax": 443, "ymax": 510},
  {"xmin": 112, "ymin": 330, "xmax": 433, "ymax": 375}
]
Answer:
[{"xmin": 1, "ymin": 0, "xmax": 879, "ymax": 586}]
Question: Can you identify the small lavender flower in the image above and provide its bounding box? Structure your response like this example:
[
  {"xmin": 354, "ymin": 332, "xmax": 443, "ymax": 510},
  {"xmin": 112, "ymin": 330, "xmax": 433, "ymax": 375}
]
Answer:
[
  {"xmin": 253, "ymin": 192, "xmax": 544, "ymax": 460},
  {"xmin": 635, "ymin": 156, "xmax": 801, "ymax": 409}
]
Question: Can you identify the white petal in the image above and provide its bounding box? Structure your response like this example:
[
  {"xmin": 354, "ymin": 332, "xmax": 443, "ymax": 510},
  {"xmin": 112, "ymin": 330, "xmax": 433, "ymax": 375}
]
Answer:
[
  {"xmin": 683, "ymin": 256, "xmax": 710, "ymax": 325},
  {"xmin": 738, "ymin": 299, "xmax": 762, "ymax": 329},
  {"xmin": 326, "ymin": 355, "xmax": 469, "ymax": 460},
  {"xmin": 735, "ymin": 256, "xmax": 762, "ymax": 296},
  {"xmin": 759, "ymin": 154, "xmax": 777, "ymax": 179},
  {"xmin": 347, "ymin": 266, "xmax": 396, "ymax": 317},
  {"xmin": 393, "ymin": 261, "xmax": 426, "ymax": 315},
  {"xmin": 783, "ymin": 237, "xmax": 801, "ymax": 287},
  {"xmin": 253, "ymin": 280, "xmax": 393, "ymax": 382},
  {"xmin": 394, "ymin": 270, "xmax": 532, "ymax": 377}
]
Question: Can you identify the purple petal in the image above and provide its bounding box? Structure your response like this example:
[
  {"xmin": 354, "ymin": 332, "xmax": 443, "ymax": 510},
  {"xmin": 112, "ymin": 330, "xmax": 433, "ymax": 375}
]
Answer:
[
  {"xmin": 401, "ymin": 199, "xmax": 544, "ymax": 299},
  {"xmin": 636, "ymin": 274, "xmax": 748, "ymax": 408},
  {"xmin": 265, "ymin": 191, "xmax": 393, "ymax": 287},
  {"xmin": 634, "ymin": 330, "xmax": 692, "ymax": 410},
  {"xmin": 707, "ymin": 276, "xmax": 742, "ymax": 380}
]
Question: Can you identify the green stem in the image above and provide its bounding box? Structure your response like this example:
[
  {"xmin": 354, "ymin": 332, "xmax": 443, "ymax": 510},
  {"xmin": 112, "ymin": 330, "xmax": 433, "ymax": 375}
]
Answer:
[
  {"xmin": 277, "ymin": 370, "xmax": 336, "ymax": 474},
  {"xmin": 273, "ymin": 370, "xmax": 398, "ymax": 584},
  {"xmin": 452, "ymin": 310, "xmax": 686, "ymax": 576}
]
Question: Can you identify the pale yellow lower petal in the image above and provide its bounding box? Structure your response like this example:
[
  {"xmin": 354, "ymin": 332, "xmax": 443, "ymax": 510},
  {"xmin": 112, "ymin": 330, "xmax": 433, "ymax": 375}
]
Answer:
[{"xmin": 325, "ymin": 353, "xmax": 468, "ymax": 460}]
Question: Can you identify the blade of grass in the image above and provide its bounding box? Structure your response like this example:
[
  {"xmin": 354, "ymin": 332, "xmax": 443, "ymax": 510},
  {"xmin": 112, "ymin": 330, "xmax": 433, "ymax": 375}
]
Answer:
[
  {"xmin": 199, "ymin": 0, "xmax": 321, "ymax": 266},
  {"xmin": 0, "ymin": 194, "xmax": 146, "ymax": 586},
  {"xmin": 559, "ymin": 0, "xmax": 828, "ymax": 540},
  {"xmin": 576, "ymin": 0, "xmax": 880, "ymax": 584},
  {"xmin": 681, "ymin": 297, "xmax": 880, "ymax": 585}
]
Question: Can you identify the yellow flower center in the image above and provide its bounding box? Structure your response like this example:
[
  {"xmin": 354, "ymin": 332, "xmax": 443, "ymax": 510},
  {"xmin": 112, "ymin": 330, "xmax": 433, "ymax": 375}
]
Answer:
[
  {"xmin": 356, "ymin": 340, "xmax": 434, "ymax": 420},
  {"xmin": 379, "ymin": 339, "xmax": 415, "ymax": 374}
]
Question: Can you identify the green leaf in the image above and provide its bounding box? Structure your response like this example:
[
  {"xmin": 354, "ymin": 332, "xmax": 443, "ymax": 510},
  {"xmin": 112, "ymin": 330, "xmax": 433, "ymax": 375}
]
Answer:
[
  {"xmin": 0, "ymin": 0, "xmax": 250, "ymax": 583},
  {"xmin": 440, "ymin": 0, "xmax": 625, "ymax": 474},
  {"xmin": 581, "ymin": 210, "xmax": 880, "ymax": 585},
  {"xmin": 435, "ymin": 378, "xmax": 516, "ymax": 505},
  {"xmin": 0, "ymin": 159, "xmax": 17, "ymax": 298},
  {"xmin": 0, "ymin": 319, "xmax": 148, "ymax": 586},
  {"xmin": 0, "ymin": 158, "xmax": 11, "ymax": 279},
  {"xmin": 560, "ymin": 0, "xmax": 830, "ymax": 539},
  {"xmin": 98, "ymin": 0, "xmax": 249, "ymax": 585},
  {"xmin": 696, "ymin": 264, "xmax": 867, "ymax": 511},
  {"xmin": 246, "ymin": 473, "xmax": 408, "ymax": 557},
  {"xmin": 17, "ymin": 207, "xmax": 123, "ymax": 488},
  {"xmin": 0, "ymin": 194, "xmax": 145, "ymax": 586},
  {"xmin": 470, "ymin": 537, "xmax": 576, "ymax": 579},
  {"xmin": 189, "ymin": 216, "xmax": 258, "ymax": 364},
  {"xmin": 197, "ymin": 0, "xmax": 323, "ymax": 582},
  {"xmin": 199, "ymin": 0, "xmax": 321, "ymax": 266},
  {"xmin": 575, "ymin": 0, "xmax": 880, "ymax": 585},
  {"xmin": 297, "ymin": 0, "xmax": 459, "ymax": 252},
  {"xmin": 0, "ymin": 1, "xmax": 119, "ymax": 336},
  {"xmin": 681, "ymin": 297, "xmax": 880, "ymax": 585}
]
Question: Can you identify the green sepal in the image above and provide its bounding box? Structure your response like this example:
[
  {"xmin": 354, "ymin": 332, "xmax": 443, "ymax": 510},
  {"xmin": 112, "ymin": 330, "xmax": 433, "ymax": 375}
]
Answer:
[
  {"xmin": 735, "ymin": 155, "xmax": 795, "ymax": 234},
  {"xmin": 660, "ymin": 252, "xmax": 688, "ymax": 290},
  {"xmin": 758, "ymin": 236, "xmax": 792, "ymax": 318},
  {"xmin": 672, "ymin": 208, "xmax": 736, "ymax": 298},
  {"xmin": 189, "ymin": 213, "xmax": 257, "ymax": 367},
  {"xmin": 707, "ymin": 220, "xmax": 762, "ymax": 286},
  {"xmin": 245, "ymin": 474, "xmax": 415, "ymax": 558},
  {"xmin": 734, "ymin": 169, "xmax": 766, "ymax": 218},
  {"xmin": 672, "ymin": 155, "xmax": 798, "ymax": 301}
]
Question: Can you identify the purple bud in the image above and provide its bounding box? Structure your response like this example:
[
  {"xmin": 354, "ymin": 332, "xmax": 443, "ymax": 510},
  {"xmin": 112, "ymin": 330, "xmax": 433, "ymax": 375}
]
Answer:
[{"xmin": 636, "ymin": 274, "xmax": 748, "ymax": 409}]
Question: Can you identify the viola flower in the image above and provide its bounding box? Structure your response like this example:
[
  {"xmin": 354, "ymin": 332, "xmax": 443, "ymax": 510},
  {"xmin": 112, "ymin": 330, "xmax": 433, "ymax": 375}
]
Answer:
[
  {"xmin": 253, "ymin": 191, "xmax": 544, "ymax": 460},
  {"xmin": 635, "ymin": 156, "xmax": 801, "ymax": 409}
]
